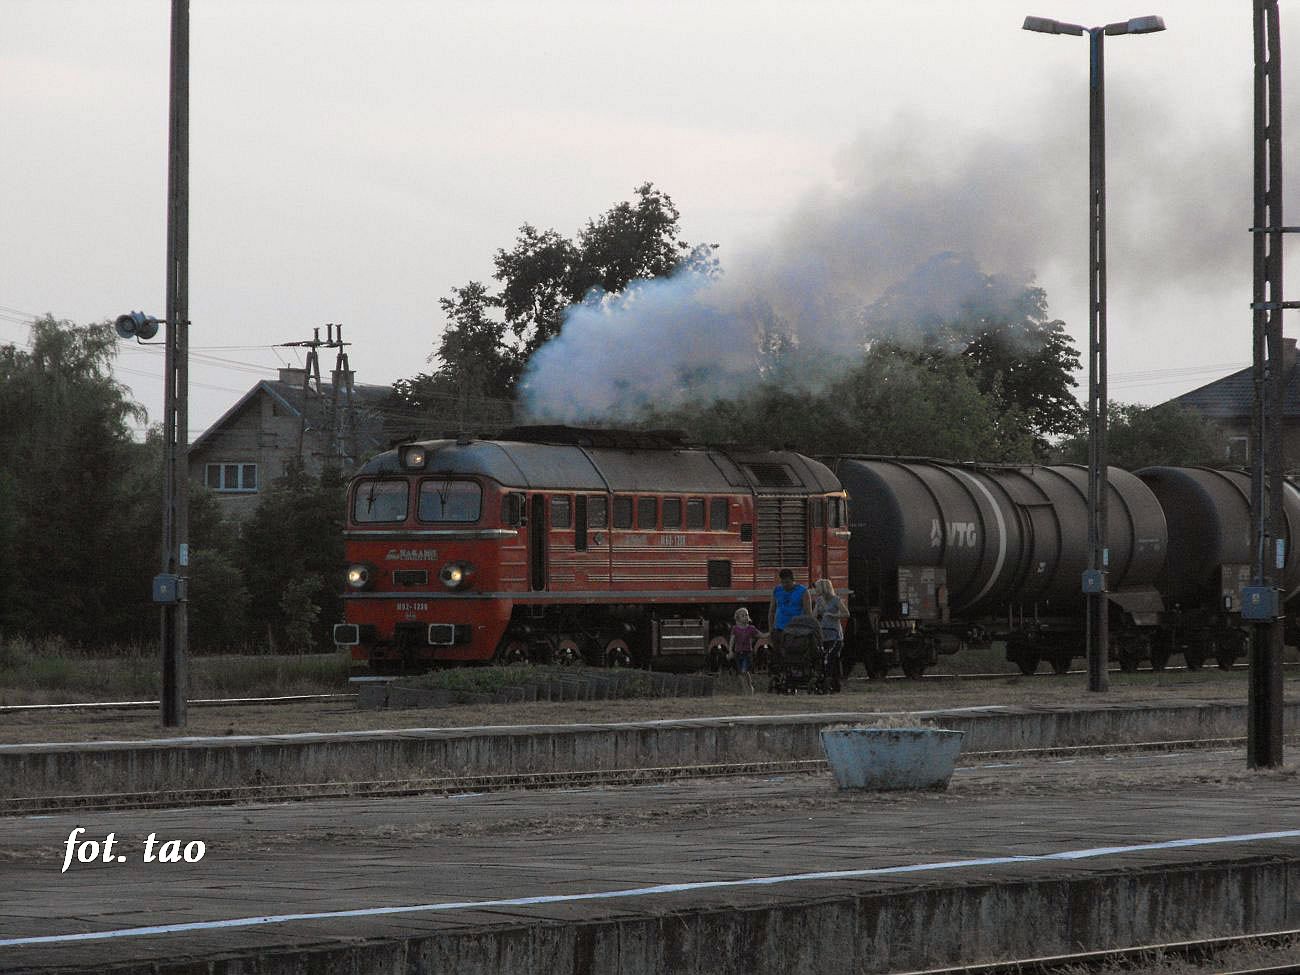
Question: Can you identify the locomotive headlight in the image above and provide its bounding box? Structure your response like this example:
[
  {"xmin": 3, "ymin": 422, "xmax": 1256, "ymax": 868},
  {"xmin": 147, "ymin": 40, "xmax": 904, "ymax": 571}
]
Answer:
[
  {"xmin": 399, "ymin": 444, "xmax": 428, "ymax": 469},
  {"xmin": 346, "ymin": 563, "xmax": 373, "ymax": 590},
  {"xmin": 439, "ymin": 561, "xmax": 473, "ymax": 589}
]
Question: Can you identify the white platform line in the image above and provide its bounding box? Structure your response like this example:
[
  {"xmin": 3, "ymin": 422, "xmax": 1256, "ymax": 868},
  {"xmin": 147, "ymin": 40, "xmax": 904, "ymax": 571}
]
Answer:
[{"xmin": 3, "ymin": 829, "xmax": 1297, "ymax": 948}]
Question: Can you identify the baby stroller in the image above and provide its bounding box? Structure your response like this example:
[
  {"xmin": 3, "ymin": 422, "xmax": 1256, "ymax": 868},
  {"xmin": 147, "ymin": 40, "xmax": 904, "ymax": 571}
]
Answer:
[{"xmin": 768, "ymin": 615, "xmax": 830, "ymax": 694}]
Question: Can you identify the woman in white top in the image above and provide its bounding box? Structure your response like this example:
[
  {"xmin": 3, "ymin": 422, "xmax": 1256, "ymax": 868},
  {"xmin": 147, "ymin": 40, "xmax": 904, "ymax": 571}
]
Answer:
[{"xmin": 813, "ymin": 578, "xmax": 849, "ymax": 691}]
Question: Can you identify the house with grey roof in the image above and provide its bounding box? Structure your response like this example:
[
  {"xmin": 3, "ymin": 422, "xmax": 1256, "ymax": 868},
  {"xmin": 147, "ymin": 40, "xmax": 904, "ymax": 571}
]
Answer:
[
  {"xmin": 1166, "ymin": 336, "xmax": 1299, "ymax": 468},
  {"xmin": 187, "ymin": 367, "xmax": 399, "ymax": 519}
]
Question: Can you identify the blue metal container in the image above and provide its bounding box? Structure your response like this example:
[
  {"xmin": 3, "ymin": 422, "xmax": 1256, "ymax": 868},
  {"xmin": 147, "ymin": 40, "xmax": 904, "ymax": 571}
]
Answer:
[{"xmin": 819, "ymin": 726, "xmax": 965, "ymax": 790}]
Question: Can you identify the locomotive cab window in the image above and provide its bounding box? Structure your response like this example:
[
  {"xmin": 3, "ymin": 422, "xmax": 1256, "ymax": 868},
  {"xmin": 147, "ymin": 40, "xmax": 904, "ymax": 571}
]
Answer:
[
  {"xmin": 613, "ymin": 496, "xmax": 633, "ymax": 529},
  {"xmin": 637, "ymin": 497, "xmax": 658, "ymax": 530},
  {"xmin": 551, "ymin": 495, "xmax": 572, "ymax": 529},
  {"xmin": 710, "ymin": 498, "xmax": 729, "ymax": 531},
  {"xmin": 663, "ymin": 498, "xmax": 682, "ymax": 529},
  {"xmin": 686, "ymin": 498, "xmax": 705, "ymax": 530},
  {"xmin": 501, "ymin": 492, "xmax": 525, "ymax": 526},
  {"xmin": 589, "ymin": 495, "xmax": 608, "ymax": 529},
  {"xmin": 417, "ymin": 480, "xmax": 482, "ymax": 522},
  {"xmin": 354, "ymin": 480, "xmax": 409, "ymax": 523}
]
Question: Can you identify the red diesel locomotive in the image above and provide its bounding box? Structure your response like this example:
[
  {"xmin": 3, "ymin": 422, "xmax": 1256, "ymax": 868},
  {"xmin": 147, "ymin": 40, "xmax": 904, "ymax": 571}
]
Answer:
[{"xmin": 334, "ymin": 427, "xmax": 850, "ymax": 671}]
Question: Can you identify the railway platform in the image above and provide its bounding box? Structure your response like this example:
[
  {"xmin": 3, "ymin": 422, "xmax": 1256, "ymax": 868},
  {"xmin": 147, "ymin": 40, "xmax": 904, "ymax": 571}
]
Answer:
[{"xmin": 1, "ymin": 745, "xmax": 1296, "ymax": 973}]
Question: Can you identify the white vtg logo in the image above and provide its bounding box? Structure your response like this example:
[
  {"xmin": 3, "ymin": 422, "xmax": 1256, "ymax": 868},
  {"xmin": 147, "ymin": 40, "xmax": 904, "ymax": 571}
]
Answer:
[{"xmin": 930, "ymin": 519, "xmax": 978, "ymax": 548}]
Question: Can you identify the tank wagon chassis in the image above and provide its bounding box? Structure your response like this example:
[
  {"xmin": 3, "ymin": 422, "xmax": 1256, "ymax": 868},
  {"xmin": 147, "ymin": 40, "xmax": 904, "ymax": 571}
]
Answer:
[{"xmin": 829, "ymin": 458, "xmax": 1300, "ymax": 677}]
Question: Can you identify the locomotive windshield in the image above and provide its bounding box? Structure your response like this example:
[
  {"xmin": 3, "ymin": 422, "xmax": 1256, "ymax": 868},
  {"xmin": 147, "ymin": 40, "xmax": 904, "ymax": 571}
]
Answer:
[
  {"xmin": 418, "ymin": 479, "xmax": 481, "ymax": 523},
  {"xmin": 353, "ymin": 480, "xmax": 409, "ymax": 523}
]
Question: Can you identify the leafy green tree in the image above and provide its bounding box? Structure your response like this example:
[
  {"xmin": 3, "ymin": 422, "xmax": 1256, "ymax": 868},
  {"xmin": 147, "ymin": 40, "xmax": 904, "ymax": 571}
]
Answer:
[
  {"xmin": 239, "ymin": 461, "xmax": 346, "ymax": 652},
  {"xmin": 648, "ymin": 344, "xmax": 1036, "ymax": 462},
  {"xmin": 186, "ymin": 486, "xmax": 251, "ymax": 650},
  {"xmin": 866, "ymin": 253, "xmax": 1081, "ymax": 456},
  {"xmin": 388, "ymin": 282, "xmax": 517, "ymax": 431},
  {"xmin": 398, "ymin": 182, "xmax": 703, "ymax": 420},
  {"xmin": 1054, "ymin": 402, "xmax": 1229, "ymax": 469},
  {"xmin": 0, "ymin": 317, "xmax": 158, "ymax": 644},
  {"xmin": 496, "ymin": 182, "xmax": 694, "ymax": 357},
  {"xmin": 187, "ymin": 549, "xmax": 251, "ymax": 650}
]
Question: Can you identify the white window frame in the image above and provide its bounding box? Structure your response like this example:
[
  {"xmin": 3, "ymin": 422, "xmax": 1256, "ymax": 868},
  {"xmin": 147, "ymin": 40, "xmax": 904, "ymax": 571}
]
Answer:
[{"xmin": 206, "ymin": 462, "xmax": 259, "ymax": 493}]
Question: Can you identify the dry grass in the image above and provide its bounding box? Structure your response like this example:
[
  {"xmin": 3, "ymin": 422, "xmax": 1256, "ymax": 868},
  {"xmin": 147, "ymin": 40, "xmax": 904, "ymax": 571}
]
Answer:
[
  {"xmin": 0, "ymin": 638, "xmax": 349, "ymax": 706},
  {"xmin": 1045, "ymin": 935, "xmax": 1300, "ymax": 973}
]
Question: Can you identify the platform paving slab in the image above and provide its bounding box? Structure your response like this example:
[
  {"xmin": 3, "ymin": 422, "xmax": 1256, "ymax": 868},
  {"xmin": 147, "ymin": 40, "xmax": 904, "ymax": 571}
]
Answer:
[{"xmin": 0, "ymin": 746, "xmax": 1297, "ymax": 972}]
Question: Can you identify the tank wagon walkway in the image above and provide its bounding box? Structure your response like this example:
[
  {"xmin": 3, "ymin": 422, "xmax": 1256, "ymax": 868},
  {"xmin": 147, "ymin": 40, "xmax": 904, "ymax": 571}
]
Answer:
[{"xmin": 1, "ymin": 747, "xmax": 1297, "ymax": 973}]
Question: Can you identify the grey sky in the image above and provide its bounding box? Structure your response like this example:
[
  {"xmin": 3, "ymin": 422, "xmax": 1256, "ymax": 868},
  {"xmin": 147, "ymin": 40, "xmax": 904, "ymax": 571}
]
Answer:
[{"xmin": 3, "ymin": 1, "xmax": 1293, "ymax": 438}]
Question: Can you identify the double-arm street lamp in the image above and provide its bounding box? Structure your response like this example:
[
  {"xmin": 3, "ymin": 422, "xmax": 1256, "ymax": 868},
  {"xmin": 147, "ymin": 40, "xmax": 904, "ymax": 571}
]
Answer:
[{"xmin": 1023, "ymin": 14, "xmax": 1166, "ymax": 693}]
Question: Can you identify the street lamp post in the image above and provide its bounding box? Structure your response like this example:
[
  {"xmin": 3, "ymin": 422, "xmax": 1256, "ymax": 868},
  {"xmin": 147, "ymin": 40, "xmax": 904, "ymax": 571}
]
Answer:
[{"xmin": 1023, "ymin": 14, "xmax": 1166, "ymax": 693}]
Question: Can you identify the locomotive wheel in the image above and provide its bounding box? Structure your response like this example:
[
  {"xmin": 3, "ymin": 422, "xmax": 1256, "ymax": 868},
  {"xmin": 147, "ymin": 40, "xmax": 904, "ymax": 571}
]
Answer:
[
  {"xmin": 1050, "ymin": 657, "xmax": 1071, "ymax": 676},
  {"xmin": 1118, "ymin": 655, "xmax": 1139, "ymax": 674},
  {"xmin": 603, "ymin": 638, "xmax": 632, "ymax": 669},
  {"xmin": 1216, "ymin": 654, "xmax": 1236, "ymax": 671},
  {"xmin": 901, "ymin": 658, "xmax": 927, "ymax": 680},
  {"xmin": 1016, "ymin": 656, "xmax": 1040, "ymax": 676},
  {"xmin": 1183, "ymin": 651, "xmax": 1205, "ymax": 670},
  {"xmin": 1149, "ymin": 648, "xmax": 1170, "ymax": 672},
  {"xmin": 864, "ymin": 659, "xmax": 889, "ymax": 680},
  {"xmin": 554, "ymin": 638, "xmax": 584, "ymax": 666},
  {"xmin": 496, "ymin": 638, "xmax": 529, "ymax": 667}
]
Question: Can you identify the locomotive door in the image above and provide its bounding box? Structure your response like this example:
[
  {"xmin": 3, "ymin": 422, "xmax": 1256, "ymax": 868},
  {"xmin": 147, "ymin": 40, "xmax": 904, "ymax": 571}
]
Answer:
[{"xmin": 529, "ymin": 494, "xmax": 547, "ymax": 591}]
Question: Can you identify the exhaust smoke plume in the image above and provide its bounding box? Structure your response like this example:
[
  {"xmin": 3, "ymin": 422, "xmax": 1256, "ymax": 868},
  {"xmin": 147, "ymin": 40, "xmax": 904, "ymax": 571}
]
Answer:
[{"xmin": 520, "ymin": 100, "xmax": 1254, "ymax": 422}]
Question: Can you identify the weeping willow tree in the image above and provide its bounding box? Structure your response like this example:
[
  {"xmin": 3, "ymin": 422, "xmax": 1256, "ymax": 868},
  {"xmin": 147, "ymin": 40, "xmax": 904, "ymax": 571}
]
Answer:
[{"xmin": 0, "ymin": 316, "xmax": 159, "ymax": 644}]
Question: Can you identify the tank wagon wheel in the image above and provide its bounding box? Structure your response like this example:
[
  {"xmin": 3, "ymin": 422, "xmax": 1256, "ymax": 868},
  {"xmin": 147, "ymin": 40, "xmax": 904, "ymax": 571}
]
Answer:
[
  {"xmin": 1216, "ymin": 653, "xmax": 1237, "ymax": 671},
  {"xmin": 864, "ymin": 658, "xmax": 889, "ymax": 681},
  {"xmin": 1118, "ymin": 655, "xmax": 1139, "ymax": 674},
  {"xmin": 1016, "ymin": 656, "xmax": 1040, "ymax": 677},
  {"xmin": 496, "ymin": 638, "xmax": 530, "ymax": 667},
  {"xmin": 1050, "ymin": 657, "xmax": 1071, "ymax": 676},
  {"xmin": 553, "ymin": 637, "xmax": 584, "ymax": 666},
  {"xmin": 603, "ymin": 638, "xmax": 633, "ymax": 669},
  {"xmin": 1149, "ymin": 648, "xmax": 1170, "ymax": 672},
  {"xmin": 1184, "ymin": 650, "xmax": 1205, "ymax": 670},
  {"xmin": 900, "ymin": 658, "xmax": 928, "ymax": 680},
  {"xmin": 706, "ymin": 636, "xmax": 730, "ymax": 673}
]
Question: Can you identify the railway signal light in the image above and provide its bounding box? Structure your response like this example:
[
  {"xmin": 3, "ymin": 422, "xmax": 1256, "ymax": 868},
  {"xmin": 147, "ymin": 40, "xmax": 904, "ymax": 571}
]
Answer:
[{"xmin": 113, "ymin": 311, "xmax": 162, "ymax": 342}]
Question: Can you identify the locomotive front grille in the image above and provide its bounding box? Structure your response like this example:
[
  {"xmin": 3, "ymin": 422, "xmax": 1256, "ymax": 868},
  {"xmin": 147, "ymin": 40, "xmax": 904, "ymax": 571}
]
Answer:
[{"xmin": 393, "ymin": 569, "xmax": 429, "ymax": 586}]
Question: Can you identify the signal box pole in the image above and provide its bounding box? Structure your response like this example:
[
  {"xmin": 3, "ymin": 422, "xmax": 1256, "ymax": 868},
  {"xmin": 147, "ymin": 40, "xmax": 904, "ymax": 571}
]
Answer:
[
  {"xmin": 1247, "ymin": 0, "xmax": 1285, "ymax": 768},
  {"xmin": 160, "ymin": 0, "xmax": 190, "ymax": 728}
]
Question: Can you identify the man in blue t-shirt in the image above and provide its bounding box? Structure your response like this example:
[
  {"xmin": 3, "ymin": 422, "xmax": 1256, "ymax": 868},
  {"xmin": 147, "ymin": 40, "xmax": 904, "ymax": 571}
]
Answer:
[{"xmin": 768, "ymin": 568, "xmax": 812, "ymax": 649}]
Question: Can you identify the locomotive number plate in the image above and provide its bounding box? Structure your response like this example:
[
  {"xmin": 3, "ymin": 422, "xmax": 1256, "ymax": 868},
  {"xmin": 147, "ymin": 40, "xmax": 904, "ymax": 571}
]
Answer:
[
  {"xmin": 396, "ymin": 602, "xmax": 429, "ymax": 612},
  {"xmin": 658, "ymin": 535, "xmax": 687, "ymax": 547}
]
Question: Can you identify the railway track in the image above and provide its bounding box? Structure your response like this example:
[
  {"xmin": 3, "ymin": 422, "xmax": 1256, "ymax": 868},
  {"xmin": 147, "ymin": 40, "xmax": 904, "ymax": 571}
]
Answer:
[
  {"xmin": 0, "ymin": 693, "xmax": 358, "ymax": 715},
  {"xmin": 901, "ymin": 927, "xmax": 1300, "ymax": 974},
  {"xmin": 2, "ymin": 735, "xmax": 1281, "ymax": 816},
  {"xmin": 3, "ymin": 659, "xmax": 1290, "ymax": 715}
]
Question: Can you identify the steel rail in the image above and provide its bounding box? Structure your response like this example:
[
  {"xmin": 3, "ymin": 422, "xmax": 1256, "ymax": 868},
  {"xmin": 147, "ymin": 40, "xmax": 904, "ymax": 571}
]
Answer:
[
  {"xmin": 6, "ymin": 735, "xmax": 1294, "ymax": 816},
  {"xmin": 0, "ymin": 693, "xmax": 358, "ymax": 715},
  {"xmin": 894, "ymin": 927, "xmax": 1300, "ymax": 974},
  {"xmin": 3, "ymin": 659, "xmax": 1291, "ymax": 714}
]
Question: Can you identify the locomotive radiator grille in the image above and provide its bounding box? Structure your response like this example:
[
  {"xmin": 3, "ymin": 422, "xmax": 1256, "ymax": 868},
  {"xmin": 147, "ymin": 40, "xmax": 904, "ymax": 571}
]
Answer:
[{"xmin": 756, "ymin": 497, "xmax": 808, "ymax": 567}]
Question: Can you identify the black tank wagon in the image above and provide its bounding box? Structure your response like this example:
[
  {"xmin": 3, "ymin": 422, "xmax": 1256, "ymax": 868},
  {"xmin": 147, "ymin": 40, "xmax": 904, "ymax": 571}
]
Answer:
[
  {"xmin": 828, "ymin": 458, "xmax": 1168, "ymax": 677},
  {"xmin": 1136, "ymin": 466, "xmax": 1300, "ymax": 669}
]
